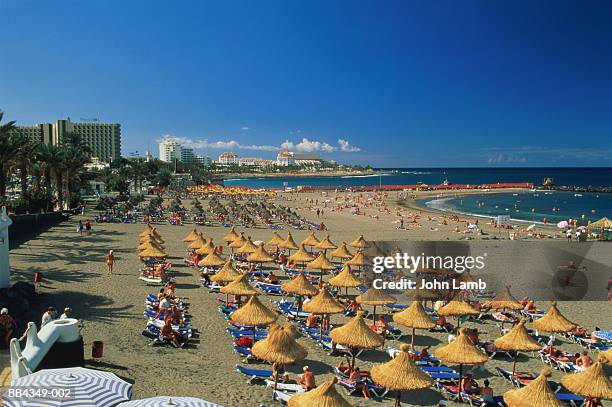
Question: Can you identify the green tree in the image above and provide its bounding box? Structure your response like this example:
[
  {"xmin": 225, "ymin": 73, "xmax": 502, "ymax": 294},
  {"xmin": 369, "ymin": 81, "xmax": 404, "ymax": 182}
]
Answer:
[
  {"xmin": 154, "ymin": 168, "xmax": 173, "ymax": 188},
  {"xmin": 0, "ymin": 111, "xmax": 18, "ymax": 197}
]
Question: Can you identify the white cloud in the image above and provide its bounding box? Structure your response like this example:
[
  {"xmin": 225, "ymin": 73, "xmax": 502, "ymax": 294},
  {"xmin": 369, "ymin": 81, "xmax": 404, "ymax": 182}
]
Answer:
[
  {"xmin": 241, "ymin": 127, "xmax": 250, "ymax": 131},
  {"xmin": 280, "ymin": 138, "xmax": 335, "ymax": 153},
  {"xmin": 159, "ymin": 135, "xmax": 362, "ymax": 154},
  {"xmin": 338, "ymin": 139, "xmax": 361, "ymax": 152},
  {"xmin": 159, "ymin": 136, "xmax": 278, "ymax": 152}
]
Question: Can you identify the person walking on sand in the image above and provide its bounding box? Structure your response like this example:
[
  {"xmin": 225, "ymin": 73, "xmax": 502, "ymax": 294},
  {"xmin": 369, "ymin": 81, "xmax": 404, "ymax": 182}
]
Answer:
[
  {"xmin": 105, "ymin": 250, "xmax": 115, "ymax": 275},
  {"xmin": 77, "ymin": 220, "xmax": 84, "ymax": 236}
]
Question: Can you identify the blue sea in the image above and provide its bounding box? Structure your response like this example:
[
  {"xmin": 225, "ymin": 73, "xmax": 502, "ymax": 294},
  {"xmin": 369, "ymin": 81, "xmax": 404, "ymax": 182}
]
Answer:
[
  {"xmin": 224, "ymin": 167, "xmax": 612, "ymax": 223},
  {"xmin": 223, "ymin": 167, "xmax": 612, "ymax": 189},
  {"xmin": 420, "ymin": 191, "xmax": 612, "ymax": 225}
]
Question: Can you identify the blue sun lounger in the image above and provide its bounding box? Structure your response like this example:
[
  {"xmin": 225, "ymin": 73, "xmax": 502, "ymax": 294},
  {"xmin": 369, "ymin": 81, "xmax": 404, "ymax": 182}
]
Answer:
[
  {"xmin": 556, "ymin": 392, "xmax": 584, "ymax": 406},
  {"xmin": 429, "ymin": 372, "xmax": 460, "ymax": 381},
  {"xmin": 420, "ymin": 365, "xmax": 456, "ymax": 374},
  {"xmin": 257, "ymin": 282, "xmax": 283, "ymax": 295},
  {"xmin": 235, "ymin": 364, "xmax": 273, "ymax": 383}
]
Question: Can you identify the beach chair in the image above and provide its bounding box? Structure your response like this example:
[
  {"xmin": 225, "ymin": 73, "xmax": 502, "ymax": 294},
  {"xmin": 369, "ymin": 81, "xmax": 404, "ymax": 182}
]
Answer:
[
  {"xmin": 235, "ymin": 364, "xmax": 273, "ymax": 384},
  {"xmin": 334, "ymin": 370, "xmax": 389, "ymax": 398},
  {"xmin": 257, "ymin": 282, "xmax": 283, "ymax": 295},
  {"xmin": 265, "ymin": 380, "xmax": 305, "ymax": 393},
  {"xmin": 555, "ymin": 393, "xmax": 584, "ymax": 406},
  {"xmin": 420, "ymin": 365, "xmax": 456, "ymax": 374},
  {"xmin": 272, "ymin": 390, "xmax": 291, "ymax": 405}
]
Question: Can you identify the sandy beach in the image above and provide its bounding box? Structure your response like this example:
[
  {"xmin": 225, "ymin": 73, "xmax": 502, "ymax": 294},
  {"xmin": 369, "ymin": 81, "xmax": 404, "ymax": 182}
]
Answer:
[{"xmin": 4, "ymin": 191, "xmax": 610, "ymax": 406}]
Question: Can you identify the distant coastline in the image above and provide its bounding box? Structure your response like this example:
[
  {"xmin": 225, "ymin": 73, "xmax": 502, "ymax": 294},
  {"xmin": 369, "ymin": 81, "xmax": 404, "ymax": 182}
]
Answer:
[{"xmin": 216, "ymin": 169, "xmax": 381, "ymax": 180}]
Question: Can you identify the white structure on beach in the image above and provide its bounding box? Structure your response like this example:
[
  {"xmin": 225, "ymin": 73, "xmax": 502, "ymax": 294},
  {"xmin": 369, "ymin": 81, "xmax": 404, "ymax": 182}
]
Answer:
[
  {"xmin": 0, "ymin": 207, "xmax": 11, "ymax": 289},
  {"xmin": 11, "ymin": 319, "xmax": 81, "ymax": 378},
  {"xmin": 276, "ymin": 150, "xmax": 295, "ymax": 166}
]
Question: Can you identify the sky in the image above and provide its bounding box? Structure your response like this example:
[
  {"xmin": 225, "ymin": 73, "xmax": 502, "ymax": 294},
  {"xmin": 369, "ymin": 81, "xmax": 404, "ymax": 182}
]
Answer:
[{"xmin": 1, "ymin": 0, "xmax": 611, "ymax": 167}]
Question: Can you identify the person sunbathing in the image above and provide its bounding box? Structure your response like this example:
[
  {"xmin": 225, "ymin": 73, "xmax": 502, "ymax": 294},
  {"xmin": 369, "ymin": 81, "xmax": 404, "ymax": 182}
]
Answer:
[
  {"xmin": 480, "ymin": 379, "xmax": 494, "ymax": 402},
  {"xmin": 523, "ymin": 300, "xmax": 537, "ymax": 312},
  {"xmin": 161, "ymin": 318, "xmax": 181, "ymax": 348},
  {"xmin": 576, "ymin": 351, "xmax": 593, "ymax": 368},
  {"xmin": 349, "ymin": 368, "xmax": 372, "ymax": 400},
  {"xmin": 337, "ymin": 361, "xmax": 351, "ymax": 375},
  {"xmin": 461, "ymin": 373, "xmax": 480, "ymax": 394},
  {"xmin": 234, "ymin": 336, "xmax": 253, "ymax": 348},
  {"xmin": 297, "ymin": 366, "xmax": 316, "ymax": 391},
  {"xmin": 265, "ymin": 272, "xmax": 279, "ymax": 285},
  {"xmin": 305, "ymin": 314, "xmax": 318, "ymax": 328}
]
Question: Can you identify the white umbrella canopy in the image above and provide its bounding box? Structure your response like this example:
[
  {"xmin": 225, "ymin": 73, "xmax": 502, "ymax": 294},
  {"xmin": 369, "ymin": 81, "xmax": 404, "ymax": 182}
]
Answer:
[
  {"xmin": 3, "ymin": 367, "xmax": 132, "ymax": 407},
  {"xmin": 118, "ymin": 396, "xmax": 222, "ymax": 407}
]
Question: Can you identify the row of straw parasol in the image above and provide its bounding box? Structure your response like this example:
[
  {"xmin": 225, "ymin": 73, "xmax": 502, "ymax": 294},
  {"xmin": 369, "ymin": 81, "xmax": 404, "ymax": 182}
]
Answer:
[{"xmin": 138, "ymin": 225, "xmax": 168, "ymax": 258}]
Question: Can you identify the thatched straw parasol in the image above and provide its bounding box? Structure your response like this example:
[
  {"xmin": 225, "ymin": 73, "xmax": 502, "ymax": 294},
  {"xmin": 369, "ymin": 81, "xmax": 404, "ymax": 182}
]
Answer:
[
  {"xmin": 308, "ymin": 252, "xmax": 335, "ymax": 282},
  {"xmin": 198, "ymin": 251, "xmax": 226, "ymax": 267},
  {"xmin": 328, "ymin": 265, "xmax": 361, "ymax": 296},
  {"xmin": 287, "ymin": 376, "xmax": 352, "ymax": 407},
  {"xmin": 348, "ymin": 234, "xmax": 370, "ymax": 249},
  {"xmin": 138, "ymin": 240, "xmax": 164, "ymax": 252},
  {"xmin": 220, "ymin": 274, "xmax": 258, "ymax": 297},
  {"xmin": 601, "ymin": 348, "xmax": 612, "ymax": 362},
  {"xmin": 237, "ymin": 237, "xmax": 258, "ymax": 254},
  {"xmin": 330, "ymin": 311, "xmax": 384, "ymax": 368},
  {"xmin": 363, "ymin": 242, "xmax": 387, "ymax": 258},
  {"xmin": 393, "ymin": 301, "xmax": 436, "ymax": 346},
  {"xmin": 503, "ymin": 368, "xmax": 565, "ymax": 407},
  {"xmin": 532, "ymin": 301, "xmax": 576, "ymax": 333},
  {"xmin": 315, "ymin": 234, "xmax": 337, "ymax": 251},
  {"xmin": 289, "ymin": 244, "xmax": 315, "ymax": 264},
  {"xmin": 252, "ymin": 324, "xmax": 308, "ymax": 392},
  {"xmin": 231, "ymin": 295, "xmax": 277, "ymax": 325},
  {"xmin": 188, "ymin": 234, "xmax": 207, "ymax": 250},
  {"xmin": 560, "ymin": 355, "xmax": 612, "ymax": 402},
  {"xmin": 229, "ymin": 232, "xmax": 247, "ymax": 250},
  {"xmin": 247, "ymin": 245, "xmax": 275, "ymax": 264},
  {"xmin": 223, "ymin": 227, "xmax": 239, "ymax": 243},
  {"xmin": 301, "ymin": 231, "xmax": 320, "ymax": 247},
  {"xmin": 183, "ymin": 229, "xmax": 200, "ymax": 243},
  {"xmin": 139, "ymin": 245, "xmax": 167, "ymax": 259},
  {"xmin": 139, "ymin": 226, "xmax": 153, "ymax": 238},
  {"xmin": 303, "ymin": 288, "xmax": 345, "ymax": 340},
  {"xmin": 406, "ymin": 288, "xmax": 441, "ymax": 302},
  {"xmin": 210, "ymin": 260, "xmax": 241, "ymax": 283},
  {"xmin": 434, "ymin": 327, "xmax": 488, "ymax": 393},
  {"xmin": 231, "ymin": 295, "xmax": 278, "ymax": 340},
  {"xmin": 483, "ymin": 285, "xmax": 523, "ymax": 311},
  {"xmin": 196, "ymin": 239, "xmax": 216, "ymax": 256},
  {"xmin": 330, "ymin": 243, "xmax": 353, "ymax": 260},
  {"xmin": 140, "ymin": 234, "xmax": 164, "ymax": 246},
  {"xmin": 267, "ymin": 232, "xmax": 284, "ymax": 247},
  {"xmin": 282, "ymin": 272, "xmax": 318, "ymax": 298},
  {"xmin": 371, "ymin": 344, "xmax": 434, "ymax": 407},
  {"xmin": 345, "ymin": 251, "xmax": 368, "ymax": 268},
  {"xmin": 356, "ymin": 287, "xmax": 397, "ymax": 322},
  {"xmin": 280, "ymin": 232, "xmax": 299, "ymax": 253},
  {"xmin": 494, "ymin": 319, "xmax": 542, "ymax": 376},
  {"xmin": 437, "ymin": 300, "xmax": 479, "ymax": 328},
  {"xmin": 303, "ymin": 289, "xmax": 345, "ymax": 315}
]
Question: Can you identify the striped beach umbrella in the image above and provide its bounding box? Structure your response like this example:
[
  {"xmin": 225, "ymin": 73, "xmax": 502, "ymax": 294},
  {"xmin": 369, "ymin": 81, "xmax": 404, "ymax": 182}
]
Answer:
[
  {"xmin": 118, "ymin": 397, "xmax": 222, "ymax": 407},
  {"xmin": 3, "ymin": 367, "xmax": 132, "ymax": 407}
]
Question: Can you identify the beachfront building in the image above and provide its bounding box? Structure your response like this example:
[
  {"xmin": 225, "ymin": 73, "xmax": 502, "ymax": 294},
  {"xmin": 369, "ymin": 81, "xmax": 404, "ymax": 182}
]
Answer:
[
  {"xmin": 159, "ymin": 139, "xmax": 182, "ymax": 163},
  {"xmin": 194, "ymin": 154, "xmax": 212, "ymax": 166},
  {"xmin": 276, "ymin": 150, "xmax": 295, "ymax": 166},
  {"xmin": 13, "ymin": 118, "xmax": 121, "ymax": 162},
  {"xmin": 180, "ymin": 147, "xmax": 195, "ymax": 163},
  {"xmin": 218, "ymin": 152, "xmax": 239, "ymax": 165}
]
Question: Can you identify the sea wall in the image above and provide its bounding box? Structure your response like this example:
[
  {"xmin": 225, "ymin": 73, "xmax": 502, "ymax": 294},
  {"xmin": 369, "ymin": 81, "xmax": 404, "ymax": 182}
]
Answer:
[{"xmin": 8, "ymin": 211, "xmax": 71, "ymax": 249}]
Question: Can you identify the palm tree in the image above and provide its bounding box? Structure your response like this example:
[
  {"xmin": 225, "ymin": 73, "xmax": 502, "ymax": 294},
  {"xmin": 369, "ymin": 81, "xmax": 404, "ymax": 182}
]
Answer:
[
  {"xmin": 11, "ymin": 131, "xmax": 39, "ymax": 206},
  {"xmin": 0, "ymin": 111, "xmax": 18, "ymax": 198},
  {"xmin": 35, "ymin": 144, "xmax": 65, "ymax": 211}
]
